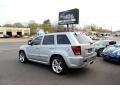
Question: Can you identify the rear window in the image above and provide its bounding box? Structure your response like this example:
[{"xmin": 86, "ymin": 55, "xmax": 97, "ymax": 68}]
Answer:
[{"xmin": 74, "ymin": 33, "xmax": 93, "ymax": 44}]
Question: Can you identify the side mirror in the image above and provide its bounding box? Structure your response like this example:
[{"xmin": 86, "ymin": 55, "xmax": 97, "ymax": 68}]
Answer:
[{"xmin": 28, "ymin": 40, "xmax": 32, "ymax": 45}]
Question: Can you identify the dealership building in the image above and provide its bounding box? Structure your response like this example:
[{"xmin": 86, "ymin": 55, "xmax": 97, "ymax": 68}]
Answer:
[{"xmin": 0, "ymin": 27, "xmax": 30, "ymax": 37}]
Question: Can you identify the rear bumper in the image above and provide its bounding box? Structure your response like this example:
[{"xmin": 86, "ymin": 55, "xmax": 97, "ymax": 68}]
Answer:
[{"xmin": 66, "ymin": 53, "xmax": 97, "ymax": 68}]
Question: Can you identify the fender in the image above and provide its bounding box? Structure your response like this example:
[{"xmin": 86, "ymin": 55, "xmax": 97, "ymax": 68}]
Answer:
[
  {"xmin": 19, "ymin": 45, "xmax": 29, "ymax": 58},
  {"xmin": 48, "ymin": 49, "xmax": 70, "ymax": 66}
]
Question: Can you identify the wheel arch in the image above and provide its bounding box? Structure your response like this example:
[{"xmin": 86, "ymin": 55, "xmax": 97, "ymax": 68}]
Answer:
[
  {"xmin": 19, "ymin": 50, "xmax": 24, "ymax": 54},
  {"xmin": 49, "ymin": 54, "xmax": 67, "ymax": 65},
  {"xmin": 49, "ymin": 54, "xmax": 68, "ymax": 74},
  {"xmin": 19, "ymin": 49, "xmax": 28, "ymax": 59}
]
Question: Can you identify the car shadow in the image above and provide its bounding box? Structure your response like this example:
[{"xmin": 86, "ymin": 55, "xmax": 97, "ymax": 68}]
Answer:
[
  {"xmin": 17, "ymin": 60, "xmax": 92, "ymax": 77},
  {"xmin": 64, "ymin": 68, "xmax": 91, "ymax": 76},
  {"xmin": 102, "ymin": 58, "xmax": 120, "ymax": 66}
]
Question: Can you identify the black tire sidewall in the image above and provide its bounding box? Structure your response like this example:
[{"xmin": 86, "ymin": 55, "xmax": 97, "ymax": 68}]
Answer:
[{"xmin": 97, "ymin": 49, "xmax": 103, "ymax": 57}]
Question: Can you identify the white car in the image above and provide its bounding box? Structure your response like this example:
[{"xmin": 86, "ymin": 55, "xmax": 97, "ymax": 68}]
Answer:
[
  {"xmin": 19, "ymin": 32, "xmax": 96, "ymax": 74},
  {"xmin": 0, "ymin": 34, "xmax": 4, "ymax": 38}
]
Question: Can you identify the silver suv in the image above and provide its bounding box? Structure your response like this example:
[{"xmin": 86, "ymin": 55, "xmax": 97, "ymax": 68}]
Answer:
[{"xmin": 19, "ymin": 32, "xmax": 96, "ymax": 74}]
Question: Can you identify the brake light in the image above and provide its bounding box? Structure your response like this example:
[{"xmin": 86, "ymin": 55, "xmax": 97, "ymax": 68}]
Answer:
[{"xmin": 71, "ymin": 46, "xmax": 81, "ymax": 55}]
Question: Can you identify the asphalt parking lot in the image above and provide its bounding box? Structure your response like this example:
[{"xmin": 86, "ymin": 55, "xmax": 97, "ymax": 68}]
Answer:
[{"xmin": 0, "ymin": 42, "xmax": 120, "ymax": 85}]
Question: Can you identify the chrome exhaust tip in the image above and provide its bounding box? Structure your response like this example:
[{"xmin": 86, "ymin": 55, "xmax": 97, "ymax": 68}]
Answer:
[{"xmin": 90, "ymin": 61, "xmax": 94, "ymax": 64}]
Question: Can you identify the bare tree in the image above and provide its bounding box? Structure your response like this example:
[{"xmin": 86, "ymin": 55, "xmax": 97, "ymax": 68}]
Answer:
[
  {"xmin": 3, "ymin": 24, "xmax": 13, "ymax": 27},
  {"xmin": 28, "ymin": 20, "xmax": 38, "ymax": 35},
  {"xmin": 13, "ymin": 22, "xmax": 24, "ymax": 28}
]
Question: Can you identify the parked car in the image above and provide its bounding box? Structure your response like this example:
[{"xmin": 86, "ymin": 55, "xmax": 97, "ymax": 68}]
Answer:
[
  {"xmin": 14, "ymin": 35, "xmax": 21, "ymax": 38},
  {"xmin": 3, "ymin": 35, "xmax": 10, "ymax": 38},
  {"xmin": 0, "ymin": 34, "xmax": 10, "ymax": 38},
  {"xmin": 19, "ymin": 32, "xmax": 96, "ymax": 74},
  {"xmin": 100, "ymin": 36, "xmax": 113, "ymax": 40},
  {"xmin": 103, "ymin": 41, "xmax": 120, "ymax": 63},
  {"xmin": 90, "ymin": 35, "xmax": 100, "ymax": 40},
  {"xmin": 93, "ymin": 40, "xmax": 115, "ymax": 57},
  {"xmin": 0, "ymin": 34, "xmax": 4, "ymax": 38}
]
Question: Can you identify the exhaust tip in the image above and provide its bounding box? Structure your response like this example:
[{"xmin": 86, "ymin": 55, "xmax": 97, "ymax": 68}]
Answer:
[{"xmin": 90, "ymin": 61, "xmax": 94, "ymax": 64}]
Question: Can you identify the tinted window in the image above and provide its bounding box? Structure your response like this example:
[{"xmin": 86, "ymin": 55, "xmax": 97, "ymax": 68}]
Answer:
[
  {"xmin": 42, "ymin": 35, "xmax": 54, "ymax": 45},
  {"xmin": 57, "ymin": 35, "xmax": 70, "ymax": 44},
  {"xmin": 31, "ymin": 36, "xmax": 43, "ymax": 45}
]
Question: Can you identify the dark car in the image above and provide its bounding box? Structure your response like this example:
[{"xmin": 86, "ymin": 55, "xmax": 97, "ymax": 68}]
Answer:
[
  {"xmin": 103, "ymin": 41, "xmax": 120, "ymax": 63},
  {"xmin": 93, "ymin": 40, "xmax": 115, "ymax": 57}
]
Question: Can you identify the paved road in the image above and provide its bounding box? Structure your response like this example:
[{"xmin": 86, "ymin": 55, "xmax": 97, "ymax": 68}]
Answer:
[
  {"xmin": 0, "ymin": 42, "xmax": 26, "ymax": 53},
  {"xmin": 0, "ymin": 42, "xmax": 120, "ymax": 85}
]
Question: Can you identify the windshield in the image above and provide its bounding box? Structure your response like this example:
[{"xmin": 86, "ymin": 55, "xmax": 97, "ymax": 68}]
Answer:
[{"xmin": 74, "ymin": 33, "xmax": 93, "ymax": 44}]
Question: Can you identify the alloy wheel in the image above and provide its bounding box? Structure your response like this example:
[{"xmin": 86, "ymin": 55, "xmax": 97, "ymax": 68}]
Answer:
[
  {"xmin": 19, "ymin": 52, "xmax": 25, "ymax": 63},
  {"xmin": 52, "ymin": 59, "xmax": 63, "ymax": 74}
]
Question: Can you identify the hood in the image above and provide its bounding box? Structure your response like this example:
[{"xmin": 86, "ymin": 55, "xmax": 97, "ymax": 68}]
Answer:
[
  {"xmin": 111, "ymin": 47, "xmax": 120, "ymax": 57},
  {"xmin": 103, "ymin": 46, "xmax": 120, "ymax": 57}
]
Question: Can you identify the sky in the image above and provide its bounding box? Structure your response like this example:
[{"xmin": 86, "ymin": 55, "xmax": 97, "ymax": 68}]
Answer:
[{"xmin": 0, "ymin": 0, "xmax": 120, "ymax": 31}]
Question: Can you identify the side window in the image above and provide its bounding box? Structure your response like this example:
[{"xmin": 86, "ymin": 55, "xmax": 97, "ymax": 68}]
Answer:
[
  {"xmin": 57, "ymin": 35, "xmax": 71, "ymax": 44},
  {"xmin": 31, "ymin": 36, "xmax": 43, "ymax": 45},
  {"xmin": 42, "ymin": 35, "xmax": 54, "ymax": 45}
]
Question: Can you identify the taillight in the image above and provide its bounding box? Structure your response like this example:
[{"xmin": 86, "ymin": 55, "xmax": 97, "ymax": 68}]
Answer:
[{"xmin": 71, "ymin": 46, "xmax": 81, "ymax": 55}]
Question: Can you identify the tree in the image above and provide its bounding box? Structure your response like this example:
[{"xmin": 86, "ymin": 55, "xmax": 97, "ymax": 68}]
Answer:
[
  {"xmin": 3, "ymin": 24, "xmax": 13, "ymax": 27},
  {"xmin": 40, "ymin": 19, "xmax": 52, "ymax": 33},
  {"xmin": 91, "ymin": 26, "xmax": 96, "ymax": 31},
  {"xmin": 28, "ymin": 21, "xmax": 38, "ymax": 35},
  {"xmin": 51, "ymin": 24, "xmax": 65, "ymax": 32},
  {"xmin": 43, "ymin": 19, "xmax": 51, "ymax": 24},
  {"xmin": 83, "ymin": 24, "xmax": 109, "ymax": 33},
  {"xmin": 68, "ymin": 24, "xmax": 78, "ymax": 32},
  {"xmin": 13, "ymin": 22, "xmax": 24, "ymax": 28}
]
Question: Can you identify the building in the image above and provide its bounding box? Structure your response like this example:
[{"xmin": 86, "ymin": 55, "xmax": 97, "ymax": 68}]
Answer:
[{"xmin": 0, "ymin": 27, "xmax": 30, "ymax": 37}]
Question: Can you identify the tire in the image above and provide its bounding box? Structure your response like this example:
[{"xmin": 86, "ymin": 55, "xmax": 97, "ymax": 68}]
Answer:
[
  {"xmin": 50, "ymin": 56, "xmax": 68, "ymax": 75},
  {"xmin": 19, "ymin": 51, "xmax": 28, "ymax": 63},
  {"xmin": 117, "ymin": 57, "xmax": 120, "ymax": 64},
  {"xmin": 97, "ymin": 49, "xmax": 103, "ymax": 57}
]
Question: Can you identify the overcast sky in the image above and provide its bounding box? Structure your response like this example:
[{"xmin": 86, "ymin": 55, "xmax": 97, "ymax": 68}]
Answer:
[{"xmin": 0, "ymin": 0, "xmax": 120, "ymax": 31}]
